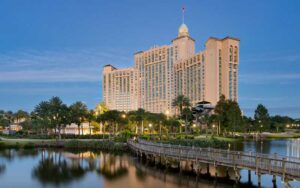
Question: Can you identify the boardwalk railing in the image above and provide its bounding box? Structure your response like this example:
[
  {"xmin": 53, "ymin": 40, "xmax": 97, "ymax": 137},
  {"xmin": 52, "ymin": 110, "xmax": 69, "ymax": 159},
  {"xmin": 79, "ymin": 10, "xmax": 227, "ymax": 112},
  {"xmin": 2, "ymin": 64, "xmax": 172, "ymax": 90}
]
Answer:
[{"xmin": 128, "ymin": 139, "xmax": 300, "ymax": 180}]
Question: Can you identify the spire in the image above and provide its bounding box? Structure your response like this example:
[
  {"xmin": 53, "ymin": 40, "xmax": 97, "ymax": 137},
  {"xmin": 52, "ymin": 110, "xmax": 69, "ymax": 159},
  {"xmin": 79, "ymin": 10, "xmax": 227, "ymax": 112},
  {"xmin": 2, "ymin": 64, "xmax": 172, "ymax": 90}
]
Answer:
[{"xmin": 178, "ymin": 6, "xmax": 189, "ymax": 37}]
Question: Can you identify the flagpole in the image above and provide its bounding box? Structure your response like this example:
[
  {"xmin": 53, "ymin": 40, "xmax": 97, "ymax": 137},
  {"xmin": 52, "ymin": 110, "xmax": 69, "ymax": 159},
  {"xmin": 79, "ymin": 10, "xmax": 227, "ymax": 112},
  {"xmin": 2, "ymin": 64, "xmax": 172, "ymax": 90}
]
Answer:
[{"xmin": 182, "ymin": 6, "xmax": 185, "ymax": 24}]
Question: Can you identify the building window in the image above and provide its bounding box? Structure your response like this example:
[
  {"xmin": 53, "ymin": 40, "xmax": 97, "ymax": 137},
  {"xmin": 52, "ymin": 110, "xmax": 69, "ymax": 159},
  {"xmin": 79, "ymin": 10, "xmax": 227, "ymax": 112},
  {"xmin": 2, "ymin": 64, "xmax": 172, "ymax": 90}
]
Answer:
[
  {"xmin": 229, "ymin": 45, "xmax": 233, "ymax": 61},
  {"xmin": 234, "ymin": 46, "xmax": 238, "ymax": 62}
]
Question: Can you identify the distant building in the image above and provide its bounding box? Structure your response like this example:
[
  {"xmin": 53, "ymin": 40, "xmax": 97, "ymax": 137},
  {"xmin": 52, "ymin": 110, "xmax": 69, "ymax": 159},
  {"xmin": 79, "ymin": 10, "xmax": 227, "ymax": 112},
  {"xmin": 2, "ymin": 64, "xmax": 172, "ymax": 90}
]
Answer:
[
  {"xmin": 62, "ymin": 123, "xmax": 93, "ymax": 135},
  {"xmin": 102, "ymin": 13, "xmax": 239, "ymax": 115},
  {"xmin": 192, "ymin": 101, "xmax": 215, "ymax": 129},
  {"xmin": 9, "ymin": 124, "xmax": 23, "ymax": 132}
]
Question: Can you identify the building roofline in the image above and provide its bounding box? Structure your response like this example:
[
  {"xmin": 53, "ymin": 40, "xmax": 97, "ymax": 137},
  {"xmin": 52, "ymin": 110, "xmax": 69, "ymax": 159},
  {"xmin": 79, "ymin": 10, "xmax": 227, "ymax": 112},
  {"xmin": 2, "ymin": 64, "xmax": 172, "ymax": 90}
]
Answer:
[
  {"xmin": 103, "ymin": 64, "xmax": 117, "ymax": 69},
  {"xmin": 134, "ymin": 51, "xmax": 144, "ymax": 55},
  {"xmin": 206, "ymin": 36, "xmax": 240, "ymax": 43},
  {"xmin": 172, "ymin": 35, "xmax": 195, "ymax": 42}
]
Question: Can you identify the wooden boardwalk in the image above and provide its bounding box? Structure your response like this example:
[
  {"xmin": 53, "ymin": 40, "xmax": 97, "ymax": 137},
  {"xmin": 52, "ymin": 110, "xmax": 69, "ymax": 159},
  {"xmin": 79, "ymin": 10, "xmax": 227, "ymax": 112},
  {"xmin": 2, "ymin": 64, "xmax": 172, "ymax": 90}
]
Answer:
[{"xmin": 128, "ymin": 139, "xmax": 300, "ymax": 186}]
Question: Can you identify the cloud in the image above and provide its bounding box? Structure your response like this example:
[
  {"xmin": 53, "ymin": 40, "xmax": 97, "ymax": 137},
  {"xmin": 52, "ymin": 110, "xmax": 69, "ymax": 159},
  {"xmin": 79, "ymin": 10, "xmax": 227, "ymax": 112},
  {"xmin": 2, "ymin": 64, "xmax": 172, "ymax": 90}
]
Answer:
[
  {"xmin": 239, "ymin": 73, "xmax": 300, "ymax": 84},
  {"xmin": 239, "ymin": 96, "xmax": 287, "ymax": 102},
  {"xmin": 242, "ymin": 53, "xmax": 300, "ymax": 64},
  {"xmin": 0, "ymin": 49, "xmax": 132, "ymax": 82}
]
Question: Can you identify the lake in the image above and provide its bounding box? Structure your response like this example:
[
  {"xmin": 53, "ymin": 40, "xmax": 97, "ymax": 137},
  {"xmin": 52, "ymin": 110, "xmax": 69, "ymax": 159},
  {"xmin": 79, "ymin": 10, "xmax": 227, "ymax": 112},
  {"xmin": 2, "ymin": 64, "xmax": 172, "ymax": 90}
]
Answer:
[{"xmin": 0, "ymin": 139, "xmax": 299, "ymax": 188}]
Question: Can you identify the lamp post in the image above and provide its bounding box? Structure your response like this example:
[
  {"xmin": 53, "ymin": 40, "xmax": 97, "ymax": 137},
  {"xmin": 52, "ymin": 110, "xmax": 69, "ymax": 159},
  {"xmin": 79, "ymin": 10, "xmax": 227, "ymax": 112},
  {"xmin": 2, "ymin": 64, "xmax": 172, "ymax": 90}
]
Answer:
[
  {"xmin": 149, "ymin": 123, "xmax": 152, "ymax": 135},
  {"xmin": 212, "ymin": 124, "xmax": 216, "ymax": 135},
  {"xmin": 159, "ymin": 120, "xmax": 162, "ymax": 139}
]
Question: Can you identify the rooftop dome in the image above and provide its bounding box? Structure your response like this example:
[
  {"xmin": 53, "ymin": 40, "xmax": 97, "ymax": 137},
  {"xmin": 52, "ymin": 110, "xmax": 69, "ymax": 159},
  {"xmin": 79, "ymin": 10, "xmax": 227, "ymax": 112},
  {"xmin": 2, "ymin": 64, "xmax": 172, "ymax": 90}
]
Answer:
[{"xmin": 178, "ymin": 23, "xmax": 189, "ymax": 37}]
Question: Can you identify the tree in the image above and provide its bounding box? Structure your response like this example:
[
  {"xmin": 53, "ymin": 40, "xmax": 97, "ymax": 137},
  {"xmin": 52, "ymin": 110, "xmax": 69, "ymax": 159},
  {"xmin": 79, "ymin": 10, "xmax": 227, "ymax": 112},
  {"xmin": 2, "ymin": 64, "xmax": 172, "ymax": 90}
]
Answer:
[
  {"xmin": 270, "ymin": 115, "xmax": 294, "ymax": 132},
  {"xmin": 94, "ymin": 102, "xmax": 108, "ymax": 115},
  {"xmin": 214, "ymin": 95, "xmax": 243, "ymax": 135},
  {"xmin": 226, "ymin": 101, "xmax": 243, "ymax": 135},
  {"xmin": 146, "ymin": 113, "xmax": 166, "ymax": 135},
  {"xmin": 32, "ymin": 97, "xmax": 71, "ymax": 140},
  {"xmin": 172, "ymin": 95, "xmax": 191, "ymax": 117},
  {"xmin": 128, "ymin": 108, "xmax": 146, "ymax": 135},
  {"xmin": 243, "ymin": 116, "xmax": 254, "ymax": 133},
  {"xmin": 101, "ymin": 110, "xmax": 121, "ymax": 136},
  {"xmin": 164, "ymin": 118, "xmax": 181, "ymax": 134},
  {"xmin": 32, "ymin": 101, "xmax": 52, "ymax": 136},
  {"xmin": 0, "ymin": 110, "xmax": 10, "ymax": 127},
  {"xmin": 69, "ymin": 102, "xmax": 88, "ymax": 135},
  {"xmin": 5, "ymin": 111, "xmax": 14, "ymax": 124},
  {"xmin": 86, "ymin": 110, "xmax": 96, "ymax": 135},
  {"xmin": 14, "ymin": 110, "xmax": 29, "ymax": 124},
  {"xmin": 48, "ymin": 97, "xmax": 71, "ymax": 140},
  {"xmin": 254, "ymin": 104, "xmax": 270, "ymax": 132},
  {"xmin": 182, "ymin": 108, "xmax": 193, "ymax": 133},
  {"xmin": 214, "ymin": 95, "xmax": 227, "ymax": 135}
]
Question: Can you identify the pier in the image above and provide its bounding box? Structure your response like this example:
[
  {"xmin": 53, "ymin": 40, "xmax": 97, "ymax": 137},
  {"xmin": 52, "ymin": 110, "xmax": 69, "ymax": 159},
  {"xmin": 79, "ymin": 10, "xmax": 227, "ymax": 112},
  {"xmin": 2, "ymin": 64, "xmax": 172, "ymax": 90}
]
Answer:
[{"xmin": 128, "ymin": 139, "xmax": 300, "ymax": 187}]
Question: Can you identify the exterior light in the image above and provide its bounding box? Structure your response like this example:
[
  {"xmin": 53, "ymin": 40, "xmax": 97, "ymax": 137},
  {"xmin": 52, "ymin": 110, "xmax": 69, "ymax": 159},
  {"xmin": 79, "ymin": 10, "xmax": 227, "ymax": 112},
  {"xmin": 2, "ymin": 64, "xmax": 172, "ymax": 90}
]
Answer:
[
  {"xmin": 149, "ymin": 123, "xmax": 152, "ymax": 128},
  {"xmin": 193, "ymin": 123, "xmax": 196, "ymax": 128},
  {"xmin": 165, "ymin": 110, "xmax": 170, "ymax": 115},
  {"xmin": 212, "ymin": 124, "xmax": 216, "ymax": 128},
  {"xmin": 122, "ymin": 114, "xmax": 126, "ymax": 119}
]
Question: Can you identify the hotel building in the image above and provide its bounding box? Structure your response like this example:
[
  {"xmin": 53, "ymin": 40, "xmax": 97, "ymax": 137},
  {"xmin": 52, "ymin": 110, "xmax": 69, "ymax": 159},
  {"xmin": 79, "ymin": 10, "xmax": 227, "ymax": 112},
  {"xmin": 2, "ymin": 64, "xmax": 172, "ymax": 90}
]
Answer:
[{"xmin": 102, "ymin": 21, "xmax": 239, "ymax": 114}]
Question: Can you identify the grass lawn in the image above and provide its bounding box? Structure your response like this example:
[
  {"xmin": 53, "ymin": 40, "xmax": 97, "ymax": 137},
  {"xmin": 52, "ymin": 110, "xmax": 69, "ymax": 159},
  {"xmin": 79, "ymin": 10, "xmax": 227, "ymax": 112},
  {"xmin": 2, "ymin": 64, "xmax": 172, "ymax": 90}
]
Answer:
[
  {"xmin": 194, "ymin": 135, "xmax": 241, "ymax": 142},
  {"xmin": 263, "ymin": 132, "xmax": 300, "ymax": 139}
]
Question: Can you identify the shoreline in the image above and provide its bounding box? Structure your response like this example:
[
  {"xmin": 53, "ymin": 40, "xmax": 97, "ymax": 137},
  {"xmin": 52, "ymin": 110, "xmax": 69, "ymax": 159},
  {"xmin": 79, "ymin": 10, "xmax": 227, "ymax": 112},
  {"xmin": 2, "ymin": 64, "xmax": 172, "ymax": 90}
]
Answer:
[{"xmin": 0, "ymin": 138, "xmax": 128, "ymax": 152}]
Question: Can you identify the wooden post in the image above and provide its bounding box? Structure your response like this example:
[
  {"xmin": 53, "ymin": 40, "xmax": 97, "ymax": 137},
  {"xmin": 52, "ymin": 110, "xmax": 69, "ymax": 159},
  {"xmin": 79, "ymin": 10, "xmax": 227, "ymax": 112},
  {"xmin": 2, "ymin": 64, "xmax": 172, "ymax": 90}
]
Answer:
[
  {"xmin": 234, "ymin": 166, "xmax": 239, "ymax": 185},
  {"xmin": 206, "ymin": 163, "xmax": 210, "ymax": 176},
  {"xmin": 257, "ymin": 173, "xmax": 261, "ymax": 188},
  {"xmin": 248, "ymin": 170, "xmax": 251, "ymax": 183},
  {"xmin": 226, "ymin": 168, "xmax": 229, "ymax": 178},
  {"xmin": 214, "ymin": 161, "xmax": 217, "ymax": 178},
  {"xmin": 272, "ymin": 175, "xmax": 276, "ymax": 185},
  {"xmin": 282, "ymin": 157, "xmax": 286, "ymax": 182}
]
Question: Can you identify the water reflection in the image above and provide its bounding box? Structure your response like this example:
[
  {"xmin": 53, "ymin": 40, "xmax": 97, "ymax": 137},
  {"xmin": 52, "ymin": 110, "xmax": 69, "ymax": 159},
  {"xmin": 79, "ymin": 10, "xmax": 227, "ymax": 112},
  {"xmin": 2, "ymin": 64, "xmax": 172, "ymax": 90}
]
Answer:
[
  {"xmin": 97, "ymin": 153, "xmax": 128, "ymax": 180},
  {"xmin": 0, "ymin": 139, "xmax": 299, "ymax": 188},
  {"xmin": 287, "ymin": 138, "xmax": 300, "ymax": 158},
  {"xmin": 32, "ymin": 151, "xmax": 87, "ymax": 186},
  {"xmin": 0, "ymin": 149, "xmax": 38, "ymax": 161},
  {"xmin": 0, "ymin": 164, "xmax": 5, "ymax": 176}
]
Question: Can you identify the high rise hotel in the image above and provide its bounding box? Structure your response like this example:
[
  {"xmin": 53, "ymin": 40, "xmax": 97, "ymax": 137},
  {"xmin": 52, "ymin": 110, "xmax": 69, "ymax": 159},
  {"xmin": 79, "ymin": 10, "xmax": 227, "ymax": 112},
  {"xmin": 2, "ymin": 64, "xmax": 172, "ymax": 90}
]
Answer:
[{"xmin": 102, "ymin": 21, "xmax": 239, "ymax": 115}]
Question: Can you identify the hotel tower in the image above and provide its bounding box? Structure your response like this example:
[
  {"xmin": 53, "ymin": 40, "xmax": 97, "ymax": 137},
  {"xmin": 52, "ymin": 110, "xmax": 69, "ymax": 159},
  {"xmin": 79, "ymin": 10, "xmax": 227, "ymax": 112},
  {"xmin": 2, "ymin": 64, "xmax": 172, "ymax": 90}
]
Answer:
[{"xmin": 102, "ymin": 17, "xmax": 239, "ymax": 115}]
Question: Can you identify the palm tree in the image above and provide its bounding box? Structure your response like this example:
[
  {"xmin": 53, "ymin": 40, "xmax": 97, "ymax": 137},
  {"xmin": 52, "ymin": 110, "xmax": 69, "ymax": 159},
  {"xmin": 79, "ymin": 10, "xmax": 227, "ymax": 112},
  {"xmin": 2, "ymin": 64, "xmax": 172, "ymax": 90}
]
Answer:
[
  {"xmin": 135, "ymin": 108, "xmax": 146, "ymax": 135},
  {"xmin": 48, "ymin": 97, "xmax": 71, "ymax": 140},
  {"xmin": 172, "ymin": 95, "xmax": 191, "ymax": 117},
  {"xmin": 101, "ymin": 110, "xmax": 120, "ymax": 137},
  {"xmin": 86, "ymin": 110, "xmax": 96, "ymax": 135},
  {"xmin": 95, "ymin": 102, "xmax": 109, "ymax": 115},
  {"xmin": 5, "ymin": 111, "xmax": 14, "ymax": 124},
  {"xmin": 164, "ymin": 118, "xmax": 181, "ymax": 134},
  {"xmin": 182, "ymin": 108, "xmax": 193, "ymax": 133},
  {"xmin": 14, "ymin": 110, "xmax": 29, "ymax": 124},
  {"xmin": 69, "ymin": 102, "xmax": 89, "ymax": 135}
]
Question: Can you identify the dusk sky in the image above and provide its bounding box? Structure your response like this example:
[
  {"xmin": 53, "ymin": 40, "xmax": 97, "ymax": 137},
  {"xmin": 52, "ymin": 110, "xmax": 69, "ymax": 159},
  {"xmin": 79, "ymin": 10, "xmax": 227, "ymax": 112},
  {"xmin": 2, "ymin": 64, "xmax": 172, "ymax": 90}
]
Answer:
[{"xmin": 0, "ymin": 0, "xmax": 300, "ymax": 118}]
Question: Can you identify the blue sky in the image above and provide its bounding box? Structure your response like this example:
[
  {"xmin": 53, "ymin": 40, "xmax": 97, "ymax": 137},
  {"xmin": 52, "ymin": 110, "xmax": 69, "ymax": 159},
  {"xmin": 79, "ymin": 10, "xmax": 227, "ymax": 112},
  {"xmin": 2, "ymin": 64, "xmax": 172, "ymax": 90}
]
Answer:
[{"xmin": 0, "ymin": 0, "xmax": 300, "ymax": 118}]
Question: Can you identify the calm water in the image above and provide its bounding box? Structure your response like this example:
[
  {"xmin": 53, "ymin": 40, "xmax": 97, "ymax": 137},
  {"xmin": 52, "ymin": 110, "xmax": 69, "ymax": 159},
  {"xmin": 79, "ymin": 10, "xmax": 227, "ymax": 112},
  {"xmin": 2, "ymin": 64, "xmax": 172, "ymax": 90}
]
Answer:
[{"xmin": 0, "ymin": 139, "xmax": 299, "ymax": 188}]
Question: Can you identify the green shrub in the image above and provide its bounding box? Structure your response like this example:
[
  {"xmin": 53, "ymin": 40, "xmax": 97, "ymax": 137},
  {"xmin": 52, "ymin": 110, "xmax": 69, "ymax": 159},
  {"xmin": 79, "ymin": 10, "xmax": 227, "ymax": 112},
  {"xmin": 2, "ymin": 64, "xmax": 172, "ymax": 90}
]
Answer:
[
  {"xmin": 154, "ymin": 138, "xmax": 228, "ymax": 149},
  {"xmin": 114, "ymin": 130, "xmax": 134, "ymax": 143},
  {"xmin": 23, "ymin": 142, "xmax": 35, "ymax": 149}
]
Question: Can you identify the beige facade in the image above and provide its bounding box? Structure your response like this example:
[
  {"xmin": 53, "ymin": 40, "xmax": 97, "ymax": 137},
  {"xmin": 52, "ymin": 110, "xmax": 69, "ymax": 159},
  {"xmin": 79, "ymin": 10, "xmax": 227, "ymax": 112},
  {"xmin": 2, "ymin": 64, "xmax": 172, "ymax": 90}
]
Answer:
[
  {"xmin": 102, "ymin": 65, "xmax": 138, "ymax": 111},
  {"xmin": 102, "ymin": 23, "xmax": 239, "ymax": 114}
]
